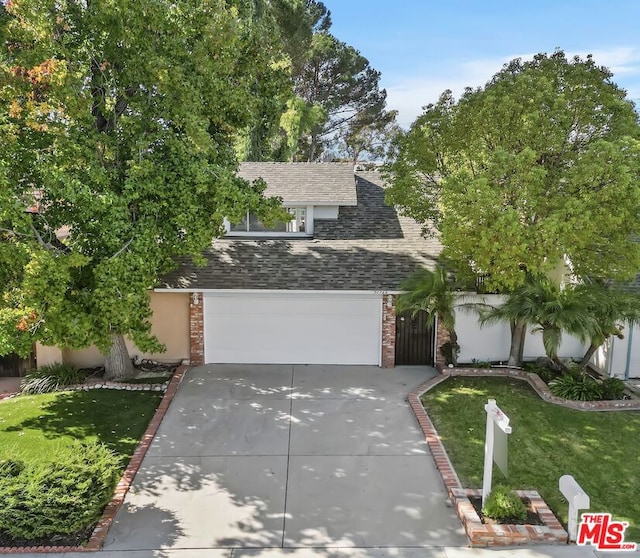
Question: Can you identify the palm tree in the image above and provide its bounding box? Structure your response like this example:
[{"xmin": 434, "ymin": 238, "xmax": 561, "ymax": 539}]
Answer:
[
  {"xmin": 397, "ymin": 266, "xmax": 459, "ymax": 365},
  {"xmin": 572, "ymin": 282, "xmax": 640, "ymax": 371},
  {"xmin": 479, "ymin": 276, "xmax": 590, "ymax": 368}
]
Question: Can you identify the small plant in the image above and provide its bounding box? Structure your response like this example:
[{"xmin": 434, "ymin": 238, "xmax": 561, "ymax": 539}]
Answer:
[
  {"xmin": 549, "ymin": 374, "xmax": 603, "ymax": 401},
  {"xmin": 440, "ymin": 341, "xmax": 460, "ymax": 366},
  {"xmin": 522, "ymin": 362, "xmax": 560, "ymax": 384},
  {"xmin": 482, "ymin": 485, "xmax": 528, "ymax": 522},
  {"xmin": 0, "ymin": 441, "xmax": 120, "ymax": 540},
  {"xmin": 20, "ymin": 363, "xmax": 87, "ymax": 394},
  {"xmin": 601, "ymin": 377, "xmax": 626, "ymax": 400},
  {"xmin": 471, "ymin": 358, "xmax": 492, "ymax": 369}
]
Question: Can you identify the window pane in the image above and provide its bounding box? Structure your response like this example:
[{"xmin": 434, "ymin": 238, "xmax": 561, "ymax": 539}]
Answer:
[
  {"xmin": 299, "ymin": 208, "xmax": 306, "ymax": 232},
  {"xmin": 229, "ymin": 212, "xmax": 249, "ymax": 231},
  {"xmin": 249, "ymin": 212, "xmax": 286, "ymax": 232}
]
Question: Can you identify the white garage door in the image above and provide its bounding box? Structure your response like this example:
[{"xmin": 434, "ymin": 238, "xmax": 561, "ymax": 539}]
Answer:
[{"xmin": 203, "ymin": 292, "xmax": 382, "ymax": 365}]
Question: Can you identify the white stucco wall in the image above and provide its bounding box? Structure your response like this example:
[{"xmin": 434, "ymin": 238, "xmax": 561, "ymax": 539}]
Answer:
[
  {"xmin": 590, "ymin": 321, "xmax": 640, "ymax": 379},
  {"xmin": 454, "ymin": 293, "xmax": 587, "ymax": 364}
]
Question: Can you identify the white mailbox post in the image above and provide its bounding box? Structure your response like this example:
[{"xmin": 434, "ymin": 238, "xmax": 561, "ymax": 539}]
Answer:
[
  {"xmin": 559, "ymin": 475, "xmax": 590, "ymax": 542},
  {"xmin": 482, "ymin": 399, "xmax": 512, "ymax": 507}
]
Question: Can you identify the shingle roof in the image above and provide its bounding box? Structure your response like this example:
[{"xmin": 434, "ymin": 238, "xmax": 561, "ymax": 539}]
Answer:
[
  {"xmin": 238, "ymin": 162, "xmax": 357, "ymax": 206},
  {"xmin": 159, "ymin": 171, "xmax": 442, "ymax": 291}
]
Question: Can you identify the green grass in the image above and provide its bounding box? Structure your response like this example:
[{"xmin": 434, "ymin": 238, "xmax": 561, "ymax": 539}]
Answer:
[
  {"xmin": 0, "ymin": 389, "xmax": 163, "ymax": 467},
  {"xmin": 422, "ymin": 376, "xmax": 640, "ymax": 542}
]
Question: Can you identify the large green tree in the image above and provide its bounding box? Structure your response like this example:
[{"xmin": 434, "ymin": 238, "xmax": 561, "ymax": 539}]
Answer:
[
  {"xmin": 0, "ymin": 0, "xmax": 287, "ymax": 379},
  {"xmin": 238, "ymin": 0, "xmax": 390, "ymax": 162},
  {"xmin": 386, "ymin": 52, "xmax": 640, "ymax": 290}
]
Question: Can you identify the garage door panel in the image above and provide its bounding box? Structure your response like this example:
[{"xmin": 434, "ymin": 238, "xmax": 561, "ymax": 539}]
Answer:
[{"xmin": 204, "ymin": 293, "xmax": 381, "ymax": 365}]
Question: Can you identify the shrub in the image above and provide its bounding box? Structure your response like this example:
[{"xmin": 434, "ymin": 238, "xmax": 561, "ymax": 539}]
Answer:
[
  {"xmin": 549, "ymin": 374, "xmax": 603, "ymax": 401},
  {"xmin": 0, "ymin": 459, "xmax": 25, "ymax": 478},
  {"xmin": 482, "ymin": 485, "xmax": 527, "ymax": 522},
  {"xmin": 523, "ymin": 362, "xmax": 560, "ymax": 384},
  {"xmin": 20, "ymin": 363, "xmax": 87, "ymax": 394},
  {"xmin": 471, "ymin": 358, "xmax": 492, "ymax": 369},
  {"xmin": 601, "ymin": 377, "xmax": 626, "ymax": 400},
  {"xmin": 0, "ymin": 441, "xmax": 120, "ymax": 540},
  {"xmin": 440, "ymin": 341, "xmax": 459, "ymax": 366}
]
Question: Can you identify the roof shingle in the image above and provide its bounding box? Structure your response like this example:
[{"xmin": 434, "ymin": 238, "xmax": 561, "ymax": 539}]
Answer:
[
  {"xmin": 159, "ymin": 171, "xmax": 442, "ymax": 291},
  {"xmin": 238, "ymin": 161, "xmax": 357, "ymax": 206}
]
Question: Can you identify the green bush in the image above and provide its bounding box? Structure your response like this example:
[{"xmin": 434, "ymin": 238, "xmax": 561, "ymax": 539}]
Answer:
[
  {"xmin": 471, "ymin": 358, "xmax": 492, "ymax": 368},
  {"xmin": 0, "ymin": 441, "xmax": 120, "ymax": 540},
  {"xmin": 523, "ymin": 362, "xmax": 560, "ymax": 384},
  {"xmin": 20, "ymin": 363, "xmax": 87, "ymax": 394},
  {"xmin": 482, "ymin": 485, "xmax": 527, "ymax": 522},
  {"xmin": 601, "ymin": 377, "xmax": 626, "ymax": 400},
  {"xmin": 0, "ymin": 459, "xmax": 25, "ymax": 478},
  {"xmin": 549, "ymin": 374, "xmax": 603, "ymax": 401}
]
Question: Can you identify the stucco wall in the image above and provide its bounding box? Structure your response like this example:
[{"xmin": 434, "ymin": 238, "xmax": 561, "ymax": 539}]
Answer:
[
  {"xmin": 36, "ymin": 292, "xmax": 190, "ymax": 368},
  {"xmin": 590, "ymin": 321, "xmax": 640, "ymax": 379},
  {"xmin": 454, "ymin": 293, "xmax": 586, "ymax": 364}
]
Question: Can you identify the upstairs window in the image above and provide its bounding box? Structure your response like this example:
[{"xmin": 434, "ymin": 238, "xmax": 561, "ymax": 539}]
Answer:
[{"xmin": 229, "ymin": 207, "xmax": 307, "ymax": 235}]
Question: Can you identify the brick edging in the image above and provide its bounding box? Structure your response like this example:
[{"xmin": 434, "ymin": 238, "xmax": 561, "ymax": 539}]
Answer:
[
  {"xmin": 0, "ymin": 365, "xmax": 188, "ymax": 553},
  {"xmin": 409, "ymin": 372, "xmax": 568, "ymax": 547},
  {"xmin": 436, "ymin": 366, "xmax": 640, "ymax": 411}
]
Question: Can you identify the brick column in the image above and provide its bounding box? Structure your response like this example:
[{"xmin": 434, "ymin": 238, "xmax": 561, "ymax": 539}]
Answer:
[
  {"xmin": 435, "ymin": 316, "xmax": 451, "ymax": 370},
  {"xmin": 189, "ymin": 292, "xmax": 204, "ymax": 366},
  {"xmin": 381, "ymin": 294, "xmax": 396, "ymax": 368}
]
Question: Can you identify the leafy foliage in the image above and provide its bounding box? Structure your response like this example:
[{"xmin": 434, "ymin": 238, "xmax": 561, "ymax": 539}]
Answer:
[
  {"xmin": 482, "ymin": 486, "xmax": 527, "ymax": 522},
  {"xmin": 522, "ymin": 361, "xmax": 561, "ymax": 384},
  {"xmin": 20, "ymin": 363, "xmax": 86, "ymax": 394},
  {"xmin": 0, "ymin": 441, "xmax": 119, "ymax": 540},
  {"xmin": 478, "ymin": 276, "xmax": 640, "ymax": 368},
  {"xmin": 601, "ymin": 377, "xmax": 627, "ymax": 401},
  {"xmin": 0, "ymin": 459, "xmax": 25, "ymax": 478},
  {"xmin": 246, "ymin": 0, "xmax": 391, "ymax": 161},
  {"xmin": 549, "ymin": 374, "xmax": 603, "ymax": 401},
  {"xmin": 397, "ymin": 266, "xmax": 460, "ymax": 364},
  {"xmin": 0, "ymin": 0, "xmax": 288, "ymax": 377},
  {"xmin": 385, "ymin": 51, "xmax": 640, "ymax": 292}
]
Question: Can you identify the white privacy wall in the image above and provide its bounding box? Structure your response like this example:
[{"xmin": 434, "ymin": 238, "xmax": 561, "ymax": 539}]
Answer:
[
  {"xmin": 590, "ymin": 322, "xmax": 640, "ymax": 379},
  {"xmin": 453, "ymin": 293, "xmax": 586, "ymax": 364}
]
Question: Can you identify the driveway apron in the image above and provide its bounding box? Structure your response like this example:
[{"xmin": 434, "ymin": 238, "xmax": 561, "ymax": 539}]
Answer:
[{"xmin": 103, "ymin": 365, "xmax": 467, "ymax": 551}]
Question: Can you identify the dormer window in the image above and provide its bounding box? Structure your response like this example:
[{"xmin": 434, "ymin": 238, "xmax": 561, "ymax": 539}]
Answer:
[{"xmin": 227, "ymin": 207, "xmax": 312, "ymax": 236}]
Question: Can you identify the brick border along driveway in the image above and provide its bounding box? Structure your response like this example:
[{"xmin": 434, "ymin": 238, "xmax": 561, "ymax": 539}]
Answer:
[{"xmin": 408, "ymin": 369, "xmax": 568, "ymax": 547}]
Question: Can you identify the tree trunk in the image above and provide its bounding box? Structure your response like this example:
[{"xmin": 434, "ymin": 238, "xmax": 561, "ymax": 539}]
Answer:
[
  {"xmin": 507, "ymin": 321, "xmax": 527, "ymax": 367},
  {"xmin": 579, "ymin": 342, "xmax": 599, "ymax": 371},
  {"xmin": 449, "ymin": 328, "xmax": 459, "ymax": 366},
  {"xmin": 103, "ymin": 333, "xmax": 136, "ymax": 381}
]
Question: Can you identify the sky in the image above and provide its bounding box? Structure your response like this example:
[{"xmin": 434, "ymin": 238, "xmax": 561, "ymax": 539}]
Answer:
[{"xmin": 322, "ymin": 0, "xmax": 640, "ymax": 128}]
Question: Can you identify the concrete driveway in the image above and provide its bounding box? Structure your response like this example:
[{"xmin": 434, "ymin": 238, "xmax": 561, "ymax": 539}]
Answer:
[{"xmin": 103, "ymin": 364, "xmax": 467, "ymax": 551}]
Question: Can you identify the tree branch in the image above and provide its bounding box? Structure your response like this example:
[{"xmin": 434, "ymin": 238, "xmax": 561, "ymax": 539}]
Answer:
[{"xmin": 110, "ymin": 237, "xmax": 134, "ymax": 259}]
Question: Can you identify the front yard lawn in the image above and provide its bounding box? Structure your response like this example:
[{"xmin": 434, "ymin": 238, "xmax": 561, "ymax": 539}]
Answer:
[
  {"xmin": 0, "ymin": 389, "xmax": 163, "ymax": 545},
  {"xmin": 422, "ymin": 376, "xmax": 640, "ymax": 542}
]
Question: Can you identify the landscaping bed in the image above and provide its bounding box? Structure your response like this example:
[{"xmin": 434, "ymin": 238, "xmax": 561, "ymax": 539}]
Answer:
[
  {"xmin": 420, "ymin": 374, "xmax": 640, "ymax": 543},
  {"xmin": 0, "ymin": 387, "xmax": 164, "ymax": 548}
]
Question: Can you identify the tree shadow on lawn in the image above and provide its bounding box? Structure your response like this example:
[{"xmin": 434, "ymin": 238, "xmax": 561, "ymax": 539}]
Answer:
[{"xmin": 4, "ymin": 390, "xmax": 162, "ymax": 461}]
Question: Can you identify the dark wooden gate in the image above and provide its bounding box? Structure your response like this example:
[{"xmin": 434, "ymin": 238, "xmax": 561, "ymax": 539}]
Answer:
[
  {"xmin": 395, "ymin": 310, "xmax": 434, "ymax": 366},
  {"xmin": 0, "ymin": 353, "xmax": 34, "ymax": 377}
]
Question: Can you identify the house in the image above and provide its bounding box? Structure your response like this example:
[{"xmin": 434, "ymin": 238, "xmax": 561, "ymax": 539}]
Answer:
[{"xmin": 36, "ymin": 163, "xmax": 442, "ymax": 369}]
